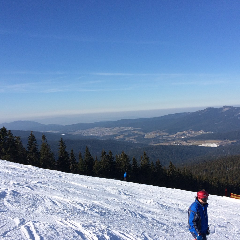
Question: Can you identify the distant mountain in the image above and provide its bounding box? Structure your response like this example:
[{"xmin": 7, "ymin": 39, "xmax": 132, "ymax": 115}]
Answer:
[
  {"xmin": 2, "ymin": 106, "xmax": 240, "ymax": 134},
  {"xmin": 113, "ymin": 105, "xmax": 240, "ymax": 134},
  {"xmin": 0, "ymin": 120, "xmax": 63, "ymax": 132},
  {"xmin": 164, "ymin": 106, "xmax": 240, "ymax": 133}
]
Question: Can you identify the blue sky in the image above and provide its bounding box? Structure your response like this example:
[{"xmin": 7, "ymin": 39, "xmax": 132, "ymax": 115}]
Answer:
[{"xmin": 1, "ymin": 0, "xmax": 240, "ymax": 124}]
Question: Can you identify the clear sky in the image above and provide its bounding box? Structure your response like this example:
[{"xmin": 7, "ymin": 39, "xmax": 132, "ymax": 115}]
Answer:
[{"xmin": 1, "ymin": 0, "xmax": 240, "ymax": 124}]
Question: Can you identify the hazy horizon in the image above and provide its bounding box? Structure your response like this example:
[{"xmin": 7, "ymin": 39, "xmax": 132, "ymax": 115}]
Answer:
[{"xmin": 0, "ymin": 105, "xmax": 233, "ymax": 125}]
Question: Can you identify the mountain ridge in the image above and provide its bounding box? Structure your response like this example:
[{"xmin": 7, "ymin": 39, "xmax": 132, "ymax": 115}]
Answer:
[{"xmin": 2, "ymin": 106, "xmax": 240, "ymax": 134}]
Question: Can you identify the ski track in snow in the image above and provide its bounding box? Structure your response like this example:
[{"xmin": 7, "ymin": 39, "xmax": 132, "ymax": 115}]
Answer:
[{"xmin": 0, "ymin": 160, "xmax": 240, "ymax": 239}]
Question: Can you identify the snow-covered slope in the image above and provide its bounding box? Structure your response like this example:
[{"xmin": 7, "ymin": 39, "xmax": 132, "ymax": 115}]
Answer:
[{"xmin": 0, "ymin": 160, "xmax": 239, "ymax": 239}]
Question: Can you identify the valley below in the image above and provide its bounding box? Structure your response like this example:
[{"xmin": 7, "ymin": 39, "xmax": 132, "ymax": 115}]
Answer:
[{"xmin": 67, "ymin": 127, "xmax": 234, "ymax": 147}]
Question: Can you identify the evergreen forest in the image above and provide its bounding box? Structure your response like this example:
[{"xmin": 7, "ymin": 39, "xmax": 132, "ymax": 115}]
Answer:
[{"xmin": 1, "ymin": 127, "xmax": 240, "ymax": 197}]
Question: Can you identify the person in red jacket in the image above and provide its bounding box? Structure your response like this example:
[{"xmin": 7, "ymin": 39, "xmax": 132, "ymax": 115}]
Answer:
[{"xmin": 188, "ymin": 190, "xmax": 210, "ymax": 240}]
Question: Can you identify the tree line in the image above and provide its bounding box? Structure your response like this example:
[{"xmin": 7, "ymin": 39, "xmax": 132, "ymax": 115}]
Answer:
[
  {"xmin": 1, "ymin": 127, "xmax": 239, "ymax": 196},
  {"xmin": 183, "ymin": 155, "xmax": 240, "ymax": 197}
]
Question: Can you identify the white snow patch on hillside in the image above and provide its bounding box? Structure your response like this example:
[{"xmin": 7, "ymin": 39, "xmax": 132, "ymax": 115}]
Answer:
[
  {"xmin": 199, "ymin": 143, "xmax": 219, "ymax": 147},
  {"xmin": 0, "ymin": 159, "xmax": 239, "ymax": 239}
]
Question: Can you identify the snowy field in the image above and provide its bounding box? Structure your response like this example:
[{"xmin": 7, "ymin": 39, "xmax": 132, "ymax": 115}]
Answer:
[{"xmin": 0, "ymin": 160, "xmax": 239, "ymax": 239}]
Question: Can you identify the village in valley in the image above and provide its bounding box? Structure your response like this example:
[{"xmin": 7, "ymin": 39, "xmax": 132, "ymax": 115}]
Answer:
[{"xmin": 70, "ymin": 127, "xmax": 234, "ymax": 147}]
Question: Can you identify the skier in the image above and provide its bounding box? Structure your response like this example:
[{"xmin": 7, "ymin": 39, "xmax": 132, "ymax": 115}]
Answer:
[
  {"xmin": 124, "ymin": 172, "xmax": 127, "ymax": 181},
  {"xmin": 188, "ymin": 190, "xmax": 210, "ymax": 240}
]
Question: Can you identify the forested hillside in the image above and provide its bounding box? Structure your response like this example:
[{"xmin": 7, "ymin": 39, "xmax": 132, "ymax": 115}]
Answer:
[
  {"xmin": 9, "ymin": 130, "xmax": 240, "ymax": 167},
  {"xmin": 1, "ymin": 127, "xmax": 239, "ymax": 196},
  {"xmin": 183, "ymin": 155, "xmax": 240, "ymax": 196}
]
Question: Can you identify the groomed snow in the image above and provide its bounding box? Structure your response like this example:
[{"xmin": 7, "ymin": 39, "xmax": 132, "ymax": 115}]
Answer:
[{"xmin": 0, "ymin": 159, "xmax": 239, "ymax": 239}]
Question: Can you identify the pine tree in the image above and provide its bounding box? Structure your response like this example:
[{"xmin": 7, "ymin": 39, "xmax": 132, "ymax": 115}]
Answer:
[
  {"xmin": 93, "ymin": 156, "xmax": 101, "ymax": 177},
  {"xmin": 180, "ymin": 168, "xmax": 197, "ymax": 191},
  {"xmin": 84, "ymin": 146, "xmax": 94, "ymax": 176},
  {"xmin": 131, "ymin": 156, "xmax": 139, "ymax": 182},
  {"xmin": 69, "ymin": 149, "xmax": 77, "ymax": 173},
  {"xmin": 115, "ymin": 151, "xmax": 131, "ymax": 180},
  {"xmin": 27, "ymin": 132, "xmax": 40, "ymax": 167},
  {"xmin": 40, "ymin": 135, "xmax": 55, "ymax": 170},
  {"xmin": 108, "ymin": 150, "xmax": 115, "ymax": 178},
  {"xmin": 99, "ymin": 150, "xmax": 110, "ymax": 178},
  {"xmin": 0, "ymin": 127, "xmax": 8, "ymax": 159},
  {"xmin": 5, "ymin": 130, "xmax": 18, "ymax": 162},
  {"xmin": 150, "ymin": 161, "xmax": 156, "ymax": 185},
  {"xmin": 140, "ymin": 151, "xmax": 150, "ymax": 183},
  {"xmin": 57, "ymin": 138, "xmax": 70, "ymax": 172},
  {"xmin": 167, "ymin": 161, "xmax": 179, "ymax": 188},
  {"xmin": 0, "ymin": 128, "xmax": 27, "ymax": 164},
  {"xmin": 15, "ymin": 136, "xmax": 27, "ymax": 164},
  {"xmin": 154, "ymin": 159, "xmax": 166, "ymax": 187},
  {"xmin": 78, "ymin": 152, "xmax": 85, "ymax": 174},
  {"xmin": 97, "ymin": 150, "xmax": 115, "ymax": 178}
]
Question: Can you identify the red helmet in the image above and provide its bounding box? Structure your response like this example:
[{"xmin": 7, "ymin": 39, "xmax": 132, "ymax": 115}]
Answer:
[{"xmin": 197, "ymin": 190, "xmax": 209, "ymax": 199}]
